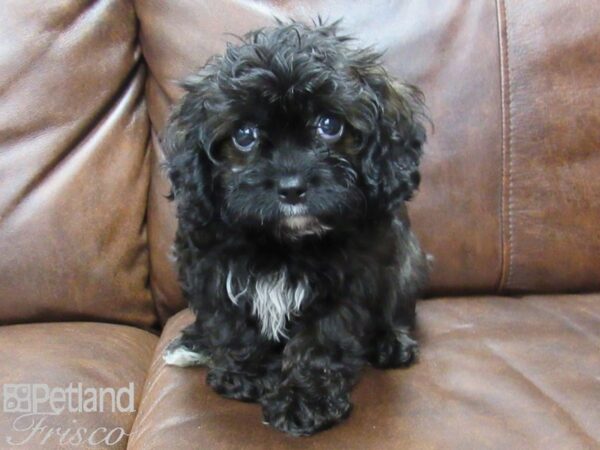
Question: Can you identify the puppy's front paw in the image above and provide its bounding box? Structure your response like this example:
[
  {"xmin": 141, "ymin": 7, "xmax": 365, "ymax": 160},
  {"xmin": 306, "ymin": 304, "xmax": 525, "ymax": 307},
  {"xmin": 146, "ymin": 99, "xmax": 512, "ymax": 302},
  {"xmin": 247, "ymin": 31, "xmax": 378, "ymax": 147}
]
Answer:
[
  {"xmin": 163, "ymin": 337, "xmax": 211, "ymax": 367},
  {"xmin": 370, "ymin": 331, "xmax": 419, "ymax": 369},
  {"xmin": 261, "ymin": 387, "xmax": 351, "ymax": 436},
  {"xmin": 207, "ymin": 368, "xmax": 274, "ymax": 402}
]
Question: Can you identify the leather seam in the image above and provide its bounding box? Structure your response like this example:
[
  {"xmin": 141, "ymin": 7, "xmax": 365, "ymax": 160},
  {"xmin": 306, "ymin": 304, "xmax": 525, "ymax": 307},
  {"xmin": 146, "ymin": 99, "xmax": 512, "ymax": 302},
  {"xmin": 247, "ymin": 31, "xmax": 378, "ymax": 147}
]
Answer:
[{"xmin": 496, "ymin": 0, "xmax": 514, "ymax": 292}]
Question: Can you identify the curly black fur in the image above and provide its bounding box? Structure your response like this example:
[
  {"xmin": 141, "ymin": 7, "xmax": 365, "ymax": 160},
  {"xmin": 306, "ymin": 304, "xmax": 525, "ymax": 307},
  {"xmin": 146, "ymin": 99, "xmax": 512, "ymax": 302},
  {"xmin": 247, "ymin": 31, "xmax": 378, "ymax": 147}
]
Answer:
[{"xmin": 163, "ymin": 19, "xmax": 429, "ymax": 436}]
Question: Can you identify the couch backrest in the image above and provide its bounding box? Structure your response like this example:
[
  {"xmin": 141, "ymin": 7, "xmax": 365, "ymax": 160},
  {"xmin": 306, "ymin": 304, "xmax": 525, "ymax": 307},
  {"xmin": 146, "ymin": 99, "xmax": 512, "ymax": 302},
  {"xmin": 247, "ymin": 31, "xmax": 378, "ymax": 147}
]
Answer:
[
  {"xmin": 1, "ymin": 1, "xmax": 598, "ymax": 327},
  {"xmin": 0, "ymin": 0, "xmax": 156, "ymax": 327},
  {"xmin": 137, "ymin": 0, "xmax": 600, "ymax": 322}
]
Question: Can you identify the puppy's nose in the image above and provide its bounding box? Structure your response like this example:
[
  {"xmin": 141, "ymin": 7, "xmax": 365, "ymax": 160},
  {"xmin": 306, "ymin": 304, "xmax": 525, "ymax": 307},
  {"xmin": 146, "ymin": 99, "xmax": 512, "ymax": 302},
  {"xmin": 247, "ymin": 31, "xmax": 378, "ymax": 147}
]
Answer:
[{"xmin": 277, "ymin": 175, "xmax": 307, "ymax": 205}]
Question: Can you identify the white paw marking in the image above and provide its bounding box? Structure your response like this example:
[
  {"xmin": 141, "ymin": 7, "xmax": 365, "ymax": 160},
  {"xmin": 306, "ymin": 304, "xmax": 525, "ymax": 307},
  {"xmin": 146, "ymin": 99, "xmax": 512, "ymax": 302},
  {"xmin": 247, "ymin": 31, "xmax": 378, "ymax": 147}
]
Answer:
[{"xmin": 163, "ymin": 346, "xmax": 210, "ymax": 367}]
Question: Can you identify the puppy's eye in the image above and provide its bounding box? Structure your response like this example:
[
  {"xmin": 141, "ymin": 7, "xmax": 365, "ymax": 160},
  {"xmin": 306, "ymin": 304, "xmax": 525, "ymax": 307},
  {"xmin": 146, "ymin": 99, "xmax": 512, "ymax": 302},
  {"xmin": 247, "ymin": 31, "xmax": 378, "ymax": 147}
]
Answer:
[
  {"xmin": 316, "ymin": 115, "xmax": 344, "ymax": 143},
  {"xmin": 232, "ymin": 124, "xmax": 259, "ymax": 152}
]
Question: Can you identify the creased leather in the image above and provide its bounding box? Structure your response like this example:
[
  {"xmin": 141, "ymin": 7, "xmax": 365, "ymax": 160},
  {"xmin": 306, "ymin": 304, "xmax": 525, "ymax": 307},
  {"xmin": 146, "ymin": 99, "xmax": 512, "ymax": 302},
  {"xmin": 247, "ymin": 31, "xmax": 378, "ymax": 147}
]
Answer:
[
  {"xmin": 0, "ymin": 0, "xmax": 156, "ymax": 327},
  {"xmin": 128, "ymin": 295, "xmax": 600, "ymax": 450},
  {"xmin": 0, "ymin": 322, "xmax": 158, "ymax": 450}
]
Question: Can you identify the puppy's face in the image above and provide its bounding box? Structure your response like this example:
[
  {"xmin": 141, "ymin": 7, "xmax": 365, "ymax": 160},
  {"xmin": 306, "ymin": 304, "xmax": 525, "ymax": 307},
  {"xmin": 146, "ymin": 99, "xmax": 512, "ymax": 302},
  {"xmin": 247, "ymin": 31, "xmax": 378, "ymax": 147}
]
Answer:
[
  {"xmin": 215, "ymin": 91, "xmax": 365, "ymax": 236},
  {"xmin": 166, "ymin": 21, "xmax": 426, "ymax": 239}
]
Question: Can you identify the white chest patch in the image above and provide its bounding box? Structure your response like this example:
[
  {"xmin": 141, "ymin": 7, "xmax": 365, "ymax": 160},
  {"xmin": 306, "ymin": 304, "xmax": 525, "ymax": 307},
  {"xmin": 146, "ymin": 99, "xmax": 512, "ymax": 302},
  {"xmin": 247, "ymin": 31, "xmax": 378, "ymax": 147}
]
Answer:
[
  {"xmin": 253, "ymin": 270, "xmax": 308, "ymax": 341},
  {"xmin": 226, "ymin": 269, "xmax": 309, "ymax": 341}
]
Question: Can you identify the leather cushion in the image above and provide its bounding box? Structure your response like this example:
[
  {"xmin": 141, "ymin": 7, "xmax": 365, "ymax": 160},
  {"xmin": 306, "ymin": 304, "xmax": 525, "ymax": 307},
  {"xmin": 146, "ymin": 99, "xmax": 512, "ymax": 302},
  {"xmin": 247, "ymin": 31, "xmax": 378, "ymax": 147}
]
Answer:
[
  {"xmin": 128, "ymin": 295, "xmax": 600, "ymax": 449},
  {"xmin": 497, "ymin": 0, "xmax": 600, "ymax": 292},
  {"xmin": 0, "ymin": 0, "xmax": 156, "ymax": 327},
  {"xmin": 0, "ymin": 322, "xmax": 158, "ymax": 450},
  {"xmin": 137, "ymin": 0, "xmax": 600, "ymax": 322},
  {"xmin": 137, "ymin": 0, "xmax": 504, "ymax": 320}
]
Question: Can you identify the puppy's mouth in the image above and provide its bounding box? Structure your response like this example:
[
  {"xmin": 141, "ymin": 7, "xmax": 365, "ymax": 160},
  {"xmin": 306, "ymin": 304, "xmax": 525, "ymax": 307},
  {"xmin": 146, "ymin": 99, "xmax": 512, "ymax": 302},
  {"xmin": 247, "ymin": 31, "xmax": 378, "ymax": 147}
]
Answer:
[{"xmin": 278, "ymin": 204, "xmax": 332, "ymax": 237}]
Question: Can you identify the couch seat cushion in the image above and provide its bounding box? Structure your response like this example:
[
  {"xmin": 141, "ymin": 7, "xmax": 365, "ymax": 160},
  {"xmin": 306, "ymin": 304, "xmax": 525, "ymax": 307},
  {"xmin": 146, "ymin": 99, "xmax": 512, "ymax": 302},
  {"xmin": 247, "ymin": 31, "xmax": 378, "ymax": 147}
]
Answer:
[
  {"xmin": 0, "ymin": 322, "xmax": 158, "ymax": 449},
  {"xmin": 128, "ymin": 294, "xmax": 600, "ymax": 450}
]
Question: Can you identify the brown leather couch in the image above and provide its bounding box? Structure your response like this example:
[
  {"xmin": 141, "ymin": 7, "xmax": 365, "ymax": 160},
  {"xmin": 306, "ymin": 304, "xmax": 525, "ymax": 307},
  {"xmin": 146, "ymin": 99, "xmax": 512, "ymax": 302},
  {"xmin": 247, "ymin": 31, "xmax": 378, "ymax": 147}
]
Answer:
[{"xmin": 1, "ymin": 1, "xmax": 598, "ymax": 449}]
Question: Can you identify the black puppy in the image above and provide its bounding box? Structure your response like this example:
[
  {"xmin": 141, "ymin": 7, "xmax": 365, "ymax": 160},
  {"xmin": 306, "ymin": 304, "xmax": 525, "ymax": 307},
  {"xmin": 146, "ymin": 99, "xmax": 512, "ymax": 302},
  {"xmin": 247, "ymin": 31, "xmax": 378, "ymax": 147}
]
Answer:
[{"xmin": 163, "ymin": 19, "xmax": 429, "ymax": 436}]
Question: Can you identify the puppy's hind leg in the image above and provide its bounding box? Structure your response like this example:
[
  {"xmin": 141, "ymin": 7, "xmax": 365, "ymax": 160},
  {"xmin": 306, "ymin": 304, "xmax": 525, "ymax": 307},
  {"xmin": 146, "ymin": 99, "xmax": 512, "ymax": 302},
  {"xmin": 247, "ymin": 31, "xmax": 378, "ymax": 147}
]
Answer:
[
  {"xmin": 163, "ymin": 322, "xmax": 212, "ymax": 367},
  {"xmin": 370, "ymin": 326, "xmax": 419, "ymax": 369},
  {"xmin": 369, "ymin": 231, "xmax": 427, "ymax": 369},
  {"xmin": 368, "ymin": 283, "xmax": 420, "ymax": 369}
]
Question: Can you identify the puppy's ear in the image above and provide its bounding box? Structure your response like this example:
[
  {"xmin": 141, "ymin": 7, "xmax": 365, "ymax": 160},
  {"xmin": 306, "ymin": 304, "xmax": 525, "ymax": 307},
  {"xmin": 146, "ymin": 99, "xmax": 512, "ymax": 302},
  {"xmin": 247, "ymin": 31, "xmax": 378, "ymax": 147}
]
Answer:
[
  {"xmin": 163, "ymin": 88, "xmax": 215, "ymax": 227},
  {"xmin": 354, "ymin": 61, "xmax": 427, "ymax": 211}
]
